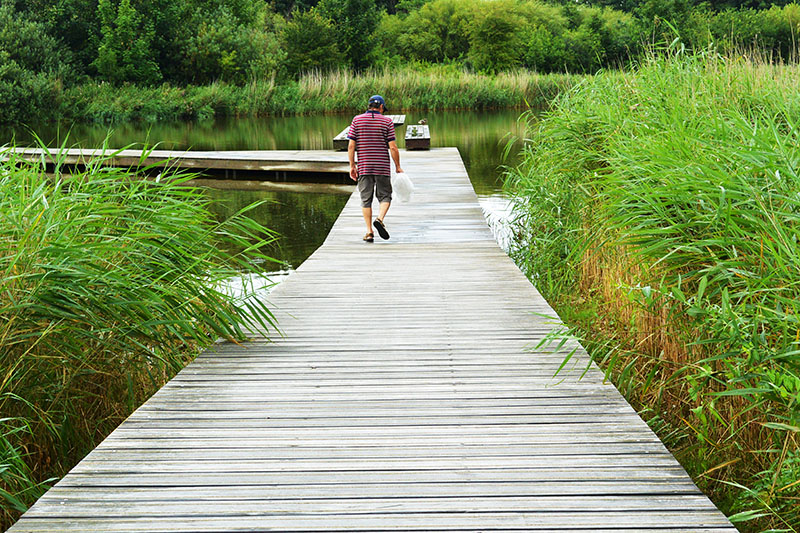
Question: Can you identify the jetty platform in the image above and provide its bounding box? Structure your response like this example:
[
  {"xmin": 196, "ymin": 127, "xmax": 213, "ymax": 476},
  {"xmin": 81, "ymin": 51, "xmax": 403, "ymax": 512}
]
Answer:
[{"xmin": 7, "ymin": 148, "xmax": 735, "ymax": 532}]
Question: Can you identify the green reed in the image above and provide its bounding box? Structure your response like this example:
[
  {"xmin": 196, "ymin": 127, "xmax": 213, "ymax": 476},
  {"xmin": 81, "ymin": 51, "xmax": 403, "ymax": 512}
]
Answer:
[
  {"xmin": 54, "ymin": 66, "xmax": 577, "ymax": 124},
  {"xmin": 505, "ymin": 50, "xmax": 799, "ymax": 531},
  {"xmin": 0, "ymin": 142, "xmax": 278, "ymax": 529}
]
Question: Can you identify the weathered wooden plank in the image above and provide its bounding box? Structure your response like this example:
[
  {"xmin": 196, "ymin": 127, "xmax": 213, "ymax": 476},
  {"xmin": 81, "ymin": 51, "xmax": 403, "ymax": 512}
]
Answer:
[
  {"xmin": 71, "ymin": 454, "xmax": 683, "ymax": 473},
  {"xmin": 125, "ymin": 405, "xmax": 638, "ymax": 419},
  {"xmin": 53, "ymin": 467, "xmax": 698, "ymax": 488},
  {"xmin": 6, "ymin": 512, "xmax": 736, "ymax": 531},
  {"xmin": 7, "ymin": 148, "xmax": 351, "ymax": 174},
  {"xmin": 23, "ymin": 495, "xmax": 725, "ymax": 516},
  {"xmin": 80, "ymin": 442, "xmax": 672, "ymax": 460},
  {"xmin": 40, "ymin": 479, "xmax": 704, "ymax": 499},
  {"xmin": 6, "ymin": 148, "xmax": 734, "ymax": 532},
  {"xmin": 91, "ymin": 435, "xmax": 666, "ymax": 450}
]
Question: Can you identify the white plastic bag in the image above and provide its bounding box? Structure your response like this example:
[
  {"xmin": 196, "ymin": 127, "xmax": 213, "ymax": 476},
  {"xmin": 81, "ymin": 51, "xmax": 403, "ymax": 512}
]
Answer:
[{"xmin": 391, "ymin": 170, "xmax": 414, "ymax": 203}]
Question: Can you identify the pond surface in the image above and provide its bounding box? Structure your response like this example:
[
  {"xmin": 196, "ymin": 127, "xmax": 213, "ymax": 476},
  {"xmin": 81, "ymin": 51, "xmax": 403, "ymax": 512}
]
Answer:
[{"xmin": 2, "ymin": 109, "xmax": 528, "ymax": 276}]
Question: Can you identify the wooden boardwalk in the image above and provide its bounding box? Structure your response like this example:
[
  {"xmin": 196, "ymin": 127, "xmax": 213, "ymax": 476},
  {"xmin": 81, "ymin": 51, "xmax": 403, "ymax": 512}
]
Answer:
[{"xmin": 8, "ymin": 148, "xmax": 735, "ymax": 532}]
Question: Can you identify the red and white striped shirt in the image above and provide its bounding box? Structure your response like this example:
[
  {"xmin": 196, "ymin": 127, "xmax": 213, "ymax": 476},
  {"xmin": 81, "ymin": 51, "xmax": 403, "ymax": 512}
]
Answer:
[{"xmin": 347, "ymin": 111, "xmax": 395, "ymax": 177}]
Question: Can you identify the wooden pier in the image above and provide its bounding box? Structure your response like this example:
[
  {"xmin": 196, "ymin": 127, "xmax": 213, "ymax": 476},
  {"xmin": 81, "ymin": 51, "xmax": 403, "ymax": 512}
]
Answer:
[
  {"xmin": 7, "ymin": 147, "xmax": 351, "ymax": 182},
  {"xmin": 7, "ymin": 148, "xmax": 735, "ymax": 532}
]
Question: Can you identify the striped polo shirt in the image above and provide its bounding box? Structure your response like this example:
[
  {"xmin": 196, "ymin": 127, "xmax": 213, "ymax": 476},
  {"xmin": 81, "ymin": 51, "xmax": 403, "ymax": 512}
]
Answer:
[{"xmin": 347, "ymin": 110, "xmax": 395, "ymax": 177}]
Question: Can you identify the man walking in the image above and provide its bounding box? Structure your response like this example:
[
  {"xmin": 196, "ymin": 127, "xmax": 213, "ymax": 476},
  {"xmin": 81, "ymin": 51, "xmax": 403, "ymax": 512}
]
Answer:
[{"xmin": 348, "ymin": 95, "xmax": 403, "ymax": 242}]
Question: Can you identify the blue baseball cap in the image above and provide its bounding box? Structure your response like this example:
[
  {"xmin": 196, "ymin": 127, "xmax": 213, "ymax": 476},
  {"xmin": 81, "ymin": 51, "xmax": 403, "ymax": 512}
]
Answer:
[{"xmin": 368, "ymin": 94, "xmax": 387, "ymax": 111}]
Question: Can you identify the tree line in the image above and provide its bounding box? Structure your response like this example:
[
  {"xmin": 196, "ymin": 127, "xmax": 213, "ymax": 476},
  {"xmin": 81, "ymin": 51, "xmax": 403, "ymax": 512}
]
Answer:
[{"xmin": 1, "ymin": 0, "xmax": 799, "ymax": 122}]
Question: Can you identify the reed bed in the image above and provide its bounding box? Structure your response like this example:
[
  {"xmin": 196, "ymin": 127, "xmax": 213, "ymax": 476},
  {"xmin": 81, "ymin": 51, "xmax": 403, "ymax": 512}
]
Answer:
[
  {"xmin": 56, "ymin": 67, "xmax": 578, "ymax": 124},
  {"xmin": 0, "ymin": 144, "xmax": 278, "ymax": 529},
  {"xmin": 505, "ymin": 51, "xmax": 800, "ymax": 531}
]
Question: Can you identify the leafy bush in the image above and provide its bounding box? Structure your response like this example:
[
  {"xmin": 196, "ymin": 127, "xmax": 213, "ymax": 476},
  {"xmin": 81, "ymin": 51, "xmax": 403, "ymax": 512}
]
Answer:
[
  {"xmin": 395, "ymin": 0, "xmax": 474, "ymax": 63},
  {"xmin": 169, "ymin": 3, "xmax": 284, "ymax": 84},
  {"xmin": 0, "ymin": 1, "xmax": 71, "ymax": 76},
  {"xmin": 93, "ymin": 0, "xmax": 161, "ymax": 85},
  {"xmin": 0, "ymin": 54, "xmax": 62, "ymax": 124},
  {"xmin": 316, "ymin": 0, "xmax": 379, "ymax": 70},
  {"xmin": 0, "ymin": 2, "xmax": 69, "ymax": 123},
  {"xmin": 281, "ymin": 8, "xmax": 346, "ymax": 78},
  {"xmin": 468, "ymin": 0, "xmax": 525, "ymax": 73}
]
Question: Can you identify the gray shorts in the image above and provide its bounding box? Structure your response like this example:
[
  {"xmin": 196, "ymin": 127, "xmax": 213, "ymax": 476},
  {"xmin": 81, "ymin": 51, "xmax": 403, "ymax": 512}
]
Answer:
[{"xmin": 358, "ymin": 174, "xmax": 392, "ymax": 207}]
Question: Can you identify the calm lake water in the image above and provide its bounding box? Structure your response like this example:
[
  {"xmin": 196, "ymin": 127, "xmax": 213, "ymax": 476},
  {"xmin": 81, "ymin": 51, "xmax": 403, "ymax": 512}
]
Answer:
[{"xmin": 2, "ymin": 109, "xmax": 527, "ymax": 277}]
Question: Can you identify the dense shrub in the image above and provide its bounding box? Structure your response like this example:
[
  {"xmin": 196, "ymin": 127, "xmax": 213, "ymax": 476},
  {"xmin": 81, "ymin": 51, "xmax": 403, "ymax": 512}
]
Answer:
[
  {"xmin": 468, "ymin": 0, "xmax": 526, "ymax": 73},
  {"xmin": 93, "ymin": 0, "xmax": 161, "ymax": 85},
  {"xmin": 0, "ymin": 54, "xmax": 62, "ymax": 124},
  {"xmin": 395, "ymin": 0, "xmax": 474, "ymax": 63},
  {"xmin": 376, "ymin": 0, "xmax": 642, "ymax": 73},
  {"xmin": 317, "ymin": 0, "xmax": 380, "ymax": 70},
  {"xmin": 281, "ymin": 8, "xmax": 345, "ymax": 77},
  {"xmin": 0, "ymin": 3, "xmax": 69, "ymax": 122}
]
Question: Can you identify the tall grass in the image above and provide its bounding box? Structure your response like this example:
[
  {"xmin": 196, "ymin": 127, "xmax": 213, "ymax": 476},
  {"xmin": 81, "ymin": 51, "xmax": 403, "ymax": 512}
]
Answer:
[
  {"xmin": 0, "ymin": 143, "xmax": 278, "ymax": 529},
  {"xmin": 505, "ymin": 50, "xmax": 800, "ymax": 531},
  {"xmin": 50, "ymin": 66, "xmax": 578, "ymax": 124}
]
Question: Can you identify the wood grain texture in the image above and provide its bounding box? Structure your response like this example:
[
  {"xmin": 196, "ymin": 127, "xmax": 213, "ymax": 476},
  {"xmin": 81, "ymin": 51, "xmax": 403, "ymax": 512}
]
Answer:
[
  {"xmin": 7, "ymin": 147, "xmax": 351, "ymax": 174},
  {"xmin": 7, "ymin": 148, "xmax": 735, "ymax": 532}
]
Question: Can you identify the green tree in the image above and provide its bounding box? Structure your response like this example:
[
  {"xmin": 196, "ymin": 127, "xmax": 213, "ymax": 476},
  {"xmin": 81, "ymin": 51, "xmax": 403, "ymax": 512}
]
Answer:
[
  {"xmin": 468, "ymin": 0, "xmax": 525, "ymax": 72},
  {"xmin": 317, "ymin": 0, "xmax": 379, "ymax": 70},
  {"xmin": 518, "ymin": 1, "xmax": 569, "ymax": 72},
  {"xmin": 562, "ymin": 13, "xmax": 606, "ymax": 72},
  {"xmin": 281, "ymin": 8, "xmax": 345, "ymax": 76},
  {"xmin": 273, "ymin": 0, "xmax": 319, "ymax": 16},
  {"xmin": 0, "ymin": 1, "xmax": 70, "ymax": 75},
  {"xmin": 20, "ymin": 0, "xmax": 101, "ymax": 76},
  {"xmin": 92, "ymin": 0, "xmax": 161, "ymax": 84},
  {"xmin": 0, "ymin": 4, "xmax": 65, "ymax": 122},
  {"xmin": 174, "ymin": 5, "xmax": 284, "ymax": 84},
  {"xmin": 635, "ymin": 0, "xmax": 693, "ymax": 26},
  {"xmin": 396, "ymin": 0, "xmax": 474, "ymax": 62}
]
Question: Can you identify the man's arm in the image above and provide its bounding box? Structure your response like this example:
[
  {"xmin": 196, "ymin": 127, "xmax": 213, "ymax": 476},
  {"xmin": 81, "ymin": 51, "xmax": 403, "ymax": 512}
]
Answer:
[
  {"xmin": 388, "ymin": 140, "xmax": 403, "ymax": 174},
  {"xmin": 348, "ymin": 139, "xmax": 357, "ymax": 181}
]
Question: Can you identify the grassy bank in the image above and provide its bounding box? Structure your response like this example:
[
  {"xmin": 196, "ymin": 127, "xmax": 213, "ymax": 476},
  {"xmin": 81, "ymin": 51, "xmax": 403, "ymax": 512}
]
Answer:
[
  {"xmin": 0, "ymin": 146, "xmax": 278, "ymax": 529},
  {"xmin": 43, "ymin": 66, "xmax": 577, "ymax": 124},
  {"xmin": 504, "ymin": 51, "xmax": 800, "ymax": 531}
]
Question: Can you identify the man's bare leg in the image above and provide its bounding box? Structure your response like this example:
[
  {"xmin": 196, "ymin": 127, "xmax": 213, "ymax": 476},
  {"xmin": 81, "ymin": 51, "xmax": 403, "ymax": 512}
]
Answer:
[
  {"xmin": 377, "ymin": 201, "xmax": 390, "ymax": 223},
  {"xmin": 362, "ymin": 206, "xmax": 373, "ymax": 234}
]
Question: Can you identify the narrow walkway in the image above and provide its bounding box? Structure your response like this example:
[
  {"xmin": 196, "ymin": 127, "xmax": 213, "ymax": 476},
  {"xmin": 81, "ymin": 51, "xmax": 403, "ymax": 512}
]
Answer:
[{"xmin": 9, "ymin": 148, "xmax": 735, "ymax": 532}]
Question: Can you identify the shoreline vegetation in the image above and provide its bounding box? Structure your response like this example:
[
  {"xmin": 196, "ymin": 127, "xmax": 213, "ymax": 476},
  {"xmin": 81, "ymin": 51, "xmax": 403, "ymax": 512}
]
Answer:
[
  {"xmin": 505, "ymin": 50, "xmax": 800, "ymax": 532},
  {"xmin": 0, "ymin": 145, "xmax": 279, "ymax": 530},
  {"xmin": 43, "ymin": 67, "xmax": 578, "ymax": 125},
  {"xmin": 4, "ymin": 0, "xmax": 800, "ymax": 125}
]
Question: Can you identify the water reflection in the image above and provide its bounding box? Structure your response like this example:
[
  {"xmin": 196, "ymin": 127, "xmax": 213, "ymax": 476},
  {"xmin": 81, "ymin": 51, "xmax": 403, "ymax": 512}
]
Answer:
[
  {"xmin": 2, "ymin": 109, "xmax": 530, "ymax": 268},
  {"xmin": 204, "ymin": 187, "xmax": 350, "ymax": 271}
]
